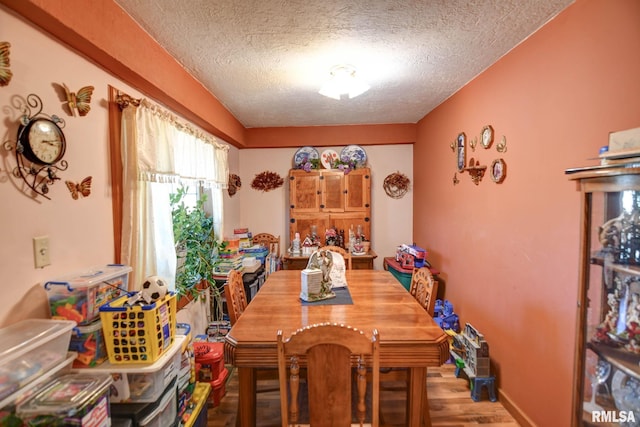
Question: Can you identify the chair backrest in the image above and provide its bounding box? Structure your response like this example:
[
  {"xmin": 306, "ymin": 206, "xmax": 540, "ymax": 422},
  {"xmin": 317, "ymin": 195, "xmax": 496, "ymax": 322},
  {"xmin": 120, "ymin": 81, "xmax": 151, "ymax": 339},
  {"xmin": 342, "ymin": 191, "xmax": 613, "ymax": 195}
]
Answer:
[
  {"xmin": 224, "ymin": 269, "xmax": 247, "ymax": 326},
  {"xmin": 252, "ymin": 233, "xmax": 280, "ymax": 257},
  {"xmin": 277, "ymin": 323, "xmax": 379, "ymax": 427},
  {"xmin": 318, "ymin": 245, "xmax": 352, "ymax": 270},
  {"xmin": 409, "ymin": 267, "xmax": 439, "ymax": 316}
]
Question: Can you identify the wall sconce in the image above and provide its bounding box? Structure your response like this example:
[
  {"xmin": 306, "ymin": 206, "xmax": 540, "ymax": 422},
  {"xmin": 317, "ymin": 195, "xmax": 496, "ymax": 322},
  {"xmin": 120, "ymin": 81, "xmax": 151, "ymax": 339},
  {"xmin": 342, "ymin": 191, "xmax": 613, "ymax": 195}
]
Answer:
[{"xmin": 318, "ymin": 65, "xmax": 370, "ymax": 100}]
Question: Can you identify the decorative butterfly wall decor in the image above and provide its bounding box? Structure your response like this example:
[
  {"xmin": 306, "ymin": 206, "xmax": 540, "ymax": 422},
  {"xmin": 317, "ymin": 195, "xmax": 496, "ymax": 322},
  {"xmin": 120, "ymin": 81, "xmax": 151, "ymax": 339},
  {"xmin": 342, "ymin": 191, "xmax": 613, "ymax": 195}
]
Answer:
[
  {"xmin": 0, "ymin": 41, "xmax": 12, "ymax": 87},
  {"xmin": 65, "ymin": 176, "xmax": 92, "ymax": 199},
  {"xmin": 61, "ymin": 83, "xmax": 94, "ymax": 117}
]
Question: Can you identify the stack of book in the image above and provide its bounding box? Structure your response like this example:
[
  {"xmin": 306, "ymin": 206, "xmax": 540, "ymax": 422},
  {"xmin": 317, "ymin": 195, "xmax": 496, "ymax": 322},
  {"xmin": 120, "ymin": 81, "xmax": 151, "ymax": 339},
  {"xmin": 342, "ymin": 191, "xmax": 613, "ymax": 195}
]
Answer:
[
  {"xmin": 215, "ymin": 246, "xmax": 243, "ymax": 275},
  {"xmin": 233, "ymin": 228, "xmax": 253, "ymax": 250}
]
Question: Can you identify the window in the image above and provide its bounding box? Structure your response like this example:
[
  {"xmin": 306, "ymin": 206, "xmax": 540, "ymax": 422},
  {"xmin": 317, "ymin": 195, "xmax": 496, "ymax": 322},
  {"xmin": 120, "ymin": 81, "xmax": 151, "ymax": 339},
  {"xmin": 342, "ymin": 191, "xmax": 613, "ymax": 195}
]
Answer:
[{"xmin": 109, "ymin": 87, "xmax": 228, "ymax": 291}]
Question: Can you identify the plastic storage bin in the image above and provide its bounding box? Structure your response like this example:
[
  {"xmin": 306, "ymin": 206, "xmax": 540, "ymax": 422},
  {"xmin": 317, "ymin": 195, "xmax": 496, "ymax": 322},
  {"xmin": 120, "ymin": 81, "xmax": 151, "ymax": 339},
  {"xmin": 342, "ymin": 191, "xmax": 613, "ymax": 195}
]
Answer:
[
  {"xmin": 79, "ymin": 335, "xmax": 185, "ymax": 403},
  {"xmin": 383, "ymin": 257, "xmax": 413, "ymax": 291},
  {"xmin": 45, "ymin": 264, "xmax": 132, "ymax": 326},
  {"xmin": 0, "ymin": 319, "xmax": 75, "ymax": 401},
  {"xmin": 100, "ymin": 292, "xmax": 177, "ymax": 364},
  {"xmin": 69, "ymin": 318, "xmax": 108, "ymax": 368},
  {"xmin": 16, "ymin": 373, "xmax": 112, "ymax": 427},
  {"xmin": 0, "ymin": 351, "xmax": 76, "ymax": 411},
  {"xmin": 111, "ymin": 378, "xmax": 177, "ymax": 427},
  {"xmin": 181, "ymin": 382, "xmax": 211, "ymax": 427}
]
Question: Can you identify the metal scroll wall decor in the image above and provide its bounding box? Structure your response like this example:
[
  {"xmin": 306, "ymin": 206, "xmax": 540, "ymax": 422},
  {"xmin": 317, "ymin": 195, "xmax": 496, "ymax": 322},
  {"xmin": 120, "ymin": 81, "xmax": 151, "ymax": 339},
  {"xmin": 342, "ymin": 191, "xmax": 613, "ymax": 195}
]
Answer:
[
  {"xmin": 450, "ymin": 125, "xmax": 507, "ymax": 186},
  {"xmin": 3, "ymin": 94, "xmax": 69, "ymax": 199}
]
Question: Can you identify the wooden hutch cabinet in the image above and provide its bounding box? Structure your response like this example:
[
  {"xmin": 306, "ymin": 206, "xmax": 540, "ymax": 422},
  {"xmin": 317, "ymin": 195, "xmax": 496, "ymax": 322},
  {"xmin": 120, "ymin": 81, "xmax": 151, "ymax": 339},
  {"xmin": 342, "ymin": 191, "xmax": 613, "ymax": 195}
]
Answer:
[
  {"xmin": 288, "ymin": 168, "xmax": 371, "ymax": 244},
  {"xmin": 566, "ymin": 164, "xmax": 640, "ymax": 426},
  {"xmin": 286, "ymin": 167, "xmax": 374, "ymax": 269}
]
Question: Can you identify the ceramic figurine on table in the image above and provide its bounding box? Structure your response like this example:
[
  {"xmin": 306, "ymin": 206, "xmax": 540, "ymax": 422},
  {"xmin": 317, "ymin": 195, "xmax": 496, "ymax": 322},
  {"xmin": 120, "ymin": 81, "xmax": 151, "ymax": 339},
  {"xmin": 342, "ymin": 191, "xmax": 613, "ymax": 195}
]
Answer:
[{"xmin": 306, "ymin": 249, "xmax": 334, "ymax": 297}]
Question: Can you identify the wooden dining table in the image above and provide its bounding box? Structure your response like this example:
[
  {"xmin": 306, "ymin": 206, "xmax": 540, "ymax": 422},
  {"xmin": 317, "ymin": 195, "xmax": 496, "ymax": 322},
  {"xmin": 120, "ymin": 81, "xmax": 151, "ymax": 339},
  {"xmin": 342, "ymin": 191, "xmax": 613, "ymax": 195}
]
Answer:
[{"xmin": 223, "ymin": 269, "xmax": 450, "ymax": 427}]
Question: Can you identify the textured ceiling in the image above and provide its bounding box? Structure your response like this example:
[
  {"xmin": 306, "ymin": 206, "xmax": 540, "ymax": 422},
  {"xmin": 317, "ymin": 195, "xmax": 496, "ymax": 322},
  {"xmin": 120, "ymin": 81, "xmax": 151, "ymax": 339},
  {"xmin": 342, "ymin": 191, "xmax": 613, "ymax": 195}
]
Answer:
[{"xmin": 113, "ymin": 0, "xmax": 573, "ymax": 128}]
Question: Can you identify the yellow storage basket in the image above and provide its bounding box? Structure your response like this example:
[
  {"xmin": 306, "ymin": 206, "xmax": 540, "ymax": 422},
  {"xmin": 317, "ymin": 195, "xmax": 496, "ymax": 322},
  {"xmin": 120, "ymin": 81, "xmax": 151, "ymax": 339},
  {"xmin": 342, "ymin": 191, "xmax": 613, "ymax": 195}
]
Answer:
[{"xmin": 99, "ymin": 292, "xmax": 176, "ymax": 364}]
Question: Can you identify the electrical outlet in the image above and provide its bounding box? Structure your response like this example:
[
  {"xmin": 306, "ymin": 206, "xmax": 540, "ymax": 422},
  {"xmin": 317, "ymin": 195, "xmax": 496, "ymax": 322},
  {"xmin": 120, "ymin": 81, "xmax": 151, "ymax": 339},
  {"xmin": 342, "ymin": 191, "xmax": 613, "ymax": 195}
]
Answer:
[{"xmin": 33, "ymin": 236, "xmax": 51, "ymax": 268}]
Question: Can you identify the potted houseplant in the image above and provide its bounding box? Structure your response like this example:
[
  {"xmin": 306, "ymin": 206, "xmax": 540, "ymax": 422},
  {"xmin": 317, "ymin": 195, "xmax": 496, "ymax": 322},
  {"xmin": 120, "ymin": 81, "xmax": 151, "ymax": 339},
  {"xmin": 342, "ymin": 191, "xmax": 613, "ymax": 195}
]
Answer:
[{"xmin": 170, "ymin": 186, "xmax": 226, "ymax": 318}]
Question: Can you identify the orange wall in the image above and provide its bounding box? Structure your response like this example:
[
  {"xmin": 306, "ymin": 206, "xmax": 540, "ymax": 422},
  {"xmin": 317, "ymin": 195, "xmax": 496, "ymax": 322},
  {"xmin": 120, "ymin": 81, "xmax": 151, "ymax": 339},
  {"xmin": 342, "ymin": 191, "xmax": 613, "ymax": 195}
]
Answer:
[
  {"xmin": 414, "ymin": 1, "xmax": 640, "ymax": 425},
  {"xmin": 246, "ymin": 123, "xmax": 416, "ymax": 147},
  {"xmin": 4, "ymin": 0, "xmax": 640, "ymax": 424}
]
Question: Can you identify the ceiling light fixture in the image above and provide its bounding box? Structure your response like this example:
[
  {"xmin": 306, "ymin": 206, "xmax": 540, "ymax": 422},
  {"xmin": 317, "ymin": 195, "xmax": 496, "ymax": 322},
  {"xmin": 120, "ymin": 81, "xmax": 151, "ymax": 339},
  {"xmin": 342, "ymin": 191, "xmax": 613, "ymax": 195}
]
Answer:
[{"xmin": 318, "ymin": 65, "xmax": 370, "ymax": 100}]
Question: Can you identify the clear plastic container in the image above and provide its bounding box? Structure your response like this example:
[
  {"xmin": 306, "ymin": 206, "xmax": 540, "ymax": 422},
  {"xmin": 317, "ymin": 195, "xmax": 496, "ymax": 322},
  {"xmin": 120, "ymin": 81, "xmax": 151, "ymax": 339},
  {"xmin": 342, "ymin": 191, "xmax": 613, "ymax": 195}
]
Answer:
[
  {"xmin": 0, "ymin": 319, "xmax": 75, "ymax": 400},
  {"xmin": 16, "ymin": 373, "xmax": 112, "ymax": 426},
  {"xmin": 111, "ymin": 378, "xmax": 177, "ymax": 427},
  {"xmin": 78, "ymin": 335, "xmax": 185, "ymax": 403},
  {"xmin": 69, "ymin": 318, "xmax": 107, "ymax": 367},
  {"xmin": 45, "ymin": 264, "xmax": 132, "ymax": 326},
  {"xmin": 0, "ymin": 351, "xmax": 76, "ymax": 411}
]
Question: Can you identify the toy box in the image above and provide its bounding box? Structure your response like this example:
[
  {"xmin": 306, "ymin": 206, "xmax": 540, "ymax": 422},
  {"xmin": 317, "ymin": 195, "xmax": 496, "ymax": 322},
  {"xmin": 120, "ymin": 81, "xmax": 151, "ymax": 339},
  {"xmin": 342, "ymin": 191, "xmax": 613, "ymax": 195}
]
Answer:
[
  {"xmin": 181, "ymin": 382, "xmax": 211, "ymax": 427},
  {"xmin": 16, "ymin": 373, "xmax": 112, "ymax": 427},
  {"xmin": 100, "ymin": 292, "xmax": 176, "ymax": 364},
  {"xmin": 111, "ymin": 377, "xmax": 177, "ymax": 427},
  {"xmin": 0, "ymin": 351, "xmax": 76, "ymax": 414},
  {"xmin": 0, "ymin": 319, "xmax": 75, "ymax": 401},
  {"xmin": 82, "ymin": 335, "xmax": 185, "ymax": 404},
  {"xmin": 45, "ymin": 264, "xmax": 132, "ymax": 326},
  {"xmin": 69, "ymin": 318, "xmax": 107, "ymax": 368},
  {"xmin": 400, "ymin": 244, "xmax": 427, "ymax": 267}
]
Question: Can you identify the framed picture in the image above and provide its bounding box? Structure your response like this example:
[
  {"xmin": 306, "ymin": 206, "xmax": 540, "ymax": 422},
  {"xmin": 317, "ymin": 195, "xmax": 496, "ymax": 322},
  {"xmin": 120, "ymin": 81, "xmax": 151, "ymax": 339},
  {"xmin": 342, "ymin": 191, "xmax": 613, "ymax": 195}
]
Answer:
[
  {"xmin": 491, "ymin": 158, "xmax": 506, "ymax": 183},
  {"xmin": 481, "ymin": 125, "xmax": 494, "ymax": 149},
  {"xmin": 456, "ymin": 132, "xmax": 466, "ymax": 172}
]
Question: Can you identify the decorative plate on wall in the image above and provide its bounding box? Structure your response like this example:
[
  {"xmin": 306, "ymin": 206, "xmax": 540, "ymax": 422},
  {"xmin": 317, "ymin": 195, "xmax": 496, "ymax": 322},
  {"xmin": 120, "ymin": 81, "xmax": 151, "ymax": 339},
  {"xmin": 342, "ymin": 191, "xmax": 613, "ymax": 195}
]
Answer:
[
  {"xmin": 320, "ymin": 149, "xmax": 339, "ymax": 169},
  {"xmin": 293, "ymin": 146, "xmax": 319, "ymax": 168},
  {"xmin": 340, "ymin": 145, "xmax": 367, "ymax": 167}
]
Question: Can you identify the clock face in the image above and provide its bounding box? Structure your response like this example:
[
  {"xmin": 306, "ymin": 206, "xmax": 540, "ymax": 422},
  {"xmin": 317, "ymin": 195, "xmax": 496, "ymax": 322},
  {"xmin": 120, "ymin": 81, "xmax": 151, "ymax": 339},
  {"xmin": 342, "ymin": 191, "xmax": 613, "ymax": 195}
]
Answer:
[{"xmin": 21, "ymin": 118, "xmax": 66, "ymax": 164}]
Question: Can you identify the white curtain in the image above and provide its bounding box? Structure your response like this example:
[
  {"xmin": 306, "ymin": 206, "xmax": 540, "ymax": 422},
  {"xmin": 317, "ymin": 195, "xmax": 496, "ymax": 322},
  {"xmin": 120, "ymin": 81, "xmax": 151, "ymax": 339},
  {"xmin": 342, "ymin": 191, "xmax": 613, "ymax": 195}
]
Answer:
[{"xmin": 120, "ymin": 99, "xmax": 229, "ymax": 291}]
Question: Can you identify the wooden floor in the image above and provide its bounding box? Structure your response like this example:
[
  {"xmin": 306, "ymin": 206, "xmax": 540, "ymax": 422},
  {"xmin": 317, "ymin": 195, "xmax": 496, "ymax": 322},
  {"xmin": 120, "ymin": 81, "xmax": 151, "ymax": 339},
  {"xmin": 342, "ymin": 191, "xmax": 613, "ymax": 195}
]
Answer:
[{"xmin": 207, "ymin": 363, "xmax": 521, "ymax": 426}]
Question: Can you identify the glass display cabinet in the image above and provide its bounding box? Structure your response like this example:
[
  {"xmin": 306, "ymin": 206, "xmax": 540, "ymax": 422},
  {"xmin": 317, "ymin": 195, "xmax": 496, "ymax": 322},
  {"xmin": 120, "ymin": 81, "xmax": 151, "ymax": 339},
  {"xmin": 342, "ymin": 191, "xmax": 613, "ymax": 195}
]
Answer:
[{"xmin": 566, "ymin": 164, "xmax": 640, "ymax": 426}]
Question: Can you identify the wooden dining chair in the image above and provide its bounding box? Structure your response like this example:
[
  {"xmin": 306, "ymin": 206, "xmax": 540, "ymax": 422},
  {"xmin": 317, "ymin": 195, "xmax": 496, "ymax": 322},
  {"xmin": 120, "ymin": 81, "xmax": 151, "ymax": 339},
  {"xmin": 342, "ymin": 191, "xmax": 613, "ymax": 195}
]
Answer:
[
  {"xmin": 277, "ymin": 322, "xmax": 380, "ymax": 427},
  {"xmin": 224, "ymin": 269, "xmax": 281, "ymax": 397},
  {"xmin": 223, "ymin": 269, "xmax": 247, "ymax": 326},
  {"xmin": 318, "ymin": 245, "xmax": 352, "ymax": 269},
  {"xmin": 409, "ymin": 267, "xmax": 439, "ymax": 316},
  {"xmin": 252, "ymin": 232, "xmax": 281, "ymax": 257}
]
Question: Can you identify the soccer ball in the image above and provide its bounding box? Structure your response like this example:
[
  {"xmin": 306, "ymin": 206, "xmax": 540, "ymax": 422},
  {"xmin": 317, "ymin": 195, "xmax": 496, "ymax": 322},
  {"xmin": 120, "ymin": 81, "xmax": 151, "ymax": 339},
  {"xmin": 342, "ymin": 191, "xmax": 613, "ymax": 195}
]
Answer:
[{"xmin": 141, "ymin": 275, "xmax": 168, "ymax": 303}]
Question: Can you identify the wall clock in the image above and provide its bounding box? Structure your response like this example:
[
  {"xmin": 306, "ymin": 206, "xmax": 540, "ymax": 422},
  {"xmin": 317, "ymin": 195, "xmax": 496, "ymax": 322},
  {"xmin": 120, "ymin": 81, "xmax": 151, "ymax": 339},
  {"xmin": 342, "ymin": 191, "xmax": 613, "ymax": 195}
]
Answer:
[
  {"xmin": 18, "ymin": 117, "xmax": 67, "ymax": 165},
  {"xmin": 4, "ymin": 94, "xmax": 69, "ymax": 199}
]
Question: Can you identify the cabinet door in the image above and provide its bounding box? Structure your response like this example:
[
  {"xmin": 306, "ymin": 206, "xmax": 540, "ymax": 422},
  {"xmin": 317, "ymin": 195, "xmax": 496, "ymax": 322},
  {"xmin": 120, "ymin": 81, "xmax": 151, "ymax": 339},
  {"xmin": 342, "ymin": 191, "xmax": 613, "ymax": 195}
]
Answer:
[
  {"xmin": 330, "ymin": 212, "xmax": 370, "ymax": 243},
  {"xmin": 290, "ymin": 214, "xmax": 330, "ymax": 245},
  {"xmin": 568, "ymin": 171, "xmax": 640, "ymax": 427},
  {"xmin": 289, "ymin": 170, "xmax": 320, "ymax": 213},
  {"xmin": 320, "ymin": 171, "xmax": 345, "ymax": 212},
  {"xmin": 344, "ymin": 168, "xmax": 371, "ymax": 212}
]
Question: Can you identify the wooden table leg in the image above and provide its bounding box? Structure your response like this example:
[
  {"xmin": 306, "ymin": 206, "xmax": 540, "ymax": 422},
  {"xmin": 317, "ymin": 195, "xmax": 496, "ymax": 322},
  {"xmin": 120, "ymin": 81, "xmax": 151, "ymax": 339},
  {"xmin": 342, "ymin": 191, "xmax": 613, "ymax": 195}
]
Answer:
[
  {"xmin": 237, "ymin": 367, "xmax": 257, "ymax": 427},
  {"xmin": 407, "ymin": 367, "xmax": 431, "ymax": 427}
]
